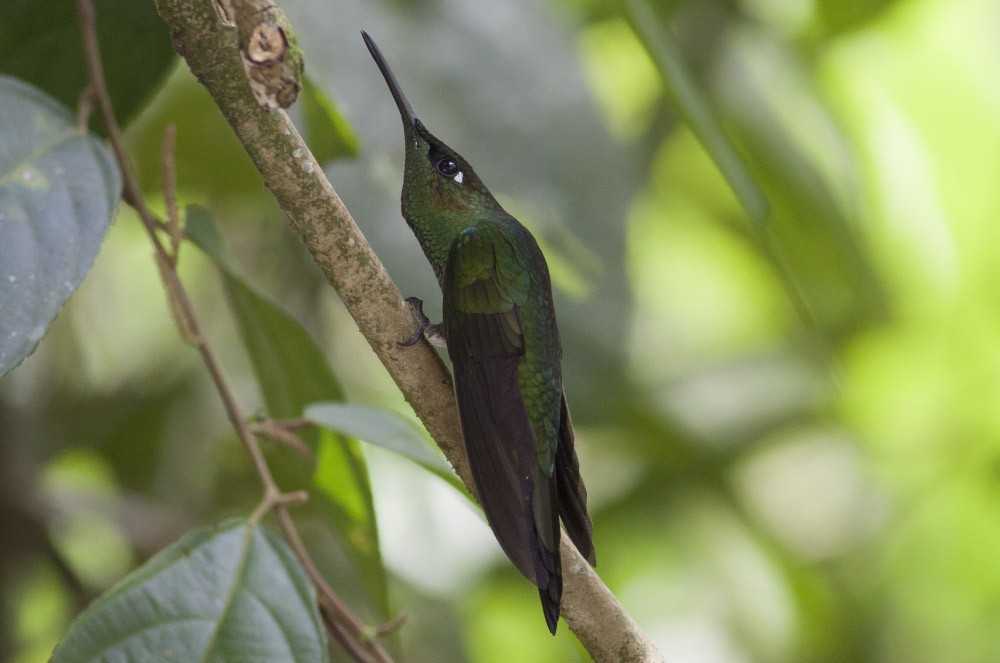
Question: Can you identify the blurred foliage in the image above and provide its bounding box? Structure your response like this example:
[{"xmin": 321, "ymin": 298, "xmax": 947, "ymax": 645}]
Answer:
[
  {"xmin": 2, "ymin": 0, "xmax": 1000, "ymax": 660},
  {"xmin": 0, "ymin": 0, "xmax": 174, "ymax": 133}
]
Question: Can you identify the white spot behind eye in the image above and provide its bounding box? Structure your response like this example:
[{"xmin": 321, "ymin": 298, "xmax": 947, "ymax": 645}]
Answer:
[{"xmin": 454, "ymin": 171, "xmax": 464, "ymax": 184}]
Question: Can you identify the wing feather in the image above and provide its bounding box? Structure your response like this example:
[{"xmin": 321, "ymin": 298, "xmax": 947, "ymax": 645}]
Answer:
[
  {"xmin": 444, "ymin": 225, "xmax": 588, "ymax": 633},
  {"xmin": 443, "ymin": 229, "xmax": 557, "ymax": 592}
]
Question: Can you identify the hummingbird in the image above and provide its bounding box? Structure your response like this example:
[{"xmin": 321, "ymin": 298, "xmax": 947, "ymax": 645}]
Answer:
[{"xmin": 362, "ymin": 32, "xmax": 596, "ymax": 634}]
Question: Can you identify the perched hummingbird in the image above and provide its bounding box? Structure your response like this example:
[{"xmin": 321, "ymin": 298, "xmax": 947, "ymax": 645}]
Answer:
[{"xmin": 362, "ymin": 32, "xmax": 596, "ymax": 634}]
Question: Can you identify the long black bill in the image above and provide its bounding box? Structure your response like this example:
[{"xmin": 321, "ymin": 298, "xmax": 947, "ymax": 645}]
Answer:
[{"xmin": 361, "ymin": 31, "xmax": 418, "ymax": 129}]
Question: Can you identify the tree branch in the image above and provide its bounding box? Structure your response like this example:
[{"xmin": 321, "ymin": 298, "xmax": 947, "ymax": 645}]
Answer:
[{"xmin": 152, "ymin": 0, "xmax": 662, "ymax": 659}]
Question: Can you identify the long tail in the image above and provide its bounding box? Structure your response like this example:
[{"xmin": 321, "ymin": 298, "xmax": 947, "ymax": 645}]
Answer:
[
  {"xmin": 535, "ymin": 471, "xmax": 562, "ymax": 634},
  {"xmin": 556, "ymin": 396, "xmax": 596, "ymax": 565},
  {"xmin": 539, "ymin": 574, "xmax": 562, "ymax": 634},
  {"xmin": 536, "ymin": 396, "xmax": 595, "ymax": 634}
]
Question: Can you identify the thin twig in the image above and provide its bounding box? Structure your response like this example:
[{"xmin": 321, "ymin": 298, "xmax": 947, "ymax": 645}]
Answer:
[
  {"xmin": 76, "ymin": 0, "xmax": 162, "ymax": 244},
  {"xmin": 267, "ymin": 416, "xmax": 313, "ymax": 431},
  {"xmin": 161, "ymin": 124, "xmax": 183, "ymax": 263},
  {"xmin": 249, "ymin": 488, "xmax": 309, "ymax": 524},
  {"xmin": 321, "ymin": 604, "xmax": 374, "ymax": 663},
  {"xmin": 250, "ymin": 419, "xmax": 316, "ymax": 463},
  {"xmin": 372, "ymin": 613, "xmax": 407, "ymax": 638},
  {"xmin": 75, "ymin": 1, "xmax": 393, "ymax": 661},
  {"xmin": 76, "ymin": 86, "xmax": 94, "ymax": 132}
]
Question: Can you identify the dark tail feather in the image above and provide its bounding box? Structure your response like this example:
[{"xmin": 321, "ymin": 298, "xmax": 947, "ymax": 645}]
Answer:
[
  {"xmin": 536, "ymin": 396, "xmax": 593, "ymax": 634},
  {"xmin": 539, "ymin": 572, "xmax": 562, "ymax": 634},
  {"xmin": 556, "ymin": 396, "xmax": 596, "ymax": 566},
  {"xmin": 533, "ymin": 470, "xmax": 562, "ymax": 634}
]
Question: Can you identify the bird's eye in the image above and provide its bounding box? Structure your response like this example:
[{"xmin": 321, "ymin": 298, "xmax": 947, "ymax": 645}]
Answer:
[{"xmin": 436, "ymin": 157, "xmax": 460, "ymax": 178}]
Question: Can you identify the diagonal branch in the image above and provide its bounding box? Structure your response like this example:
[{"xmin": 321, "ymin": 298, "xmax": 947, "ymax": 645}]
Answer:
[{"xmin": 152, "ymin": 0, "xmax": 662, "ymax": 660}]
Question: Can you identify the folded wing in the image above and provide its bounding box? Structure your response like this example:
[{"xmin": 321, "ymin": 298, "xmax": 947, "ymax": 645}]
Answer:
[{"xmin": 443, "ymin": 228, "xmax": 560, "ymax": 608}]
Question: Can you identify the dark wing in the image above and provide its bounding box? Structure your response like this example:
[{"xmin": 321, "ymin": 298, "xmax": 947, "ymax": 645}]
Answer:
[{"xmin": 443, "ymin": 227, "xmax": 561, "ymax": 629}]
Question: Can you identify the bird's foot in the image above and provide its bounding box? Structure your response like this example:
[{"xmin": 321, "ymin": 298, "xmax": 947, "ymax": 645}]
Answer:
[{"xmin": 399, "ymin": 297, "xmax": 446, "ymax": 347}]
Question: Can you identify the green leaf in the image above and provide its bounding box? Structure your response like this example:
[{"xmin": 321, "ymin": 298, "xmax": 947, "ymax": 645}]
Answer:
[
  {"xmin": 185, "ymin": 205, "xmax": 390, "ymax": 622},
  {"xmin": 50, "ymin": 519, "xmax": 328, "ymax": 663},
  {"xmin": 306, "ymin": 403, "xmax": 464, "ymax": 491},
  {"xmin": 126, "ymin": 65, "xmax": 268, "ymax": 200},
  {"xmin": 0, "ymin": 75, "xmax": 120, "ymax": 377},
  {"xmin": 295, "ymin": 75, "xmax": 360, "ymax": 163},
  {"xmin": 0, "ymin": 0, "xmax": 176, "ymax": 130},
  {"xmin": 185, "ymin": 205, "xmax": 346, "ymax": 410}
]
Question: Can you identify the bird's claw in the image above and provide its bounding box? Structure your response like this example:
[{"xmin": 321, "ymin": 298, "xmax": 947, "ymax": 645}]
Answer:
[
  {"xmin": 399, "ymin": 297, "xmax": 431, "ymax": 347},
  {"xmin": 398, "ymin": 297, "xmax": 446, "ymax": 348}
]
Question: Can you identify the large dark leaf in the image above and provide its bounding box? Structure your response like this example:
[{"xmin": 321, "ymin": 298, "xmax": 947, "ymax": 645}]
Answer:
[
  {"xmin": 0, "ymin": 0, "xmax": 175, "ymax": 130},
  {"xmin": 0, "ymin": 75, "xmax": 120, "ymax": 376},
  {"xmin": 50, "ymin": 519, "xmax": 328, "ymax": 663}
]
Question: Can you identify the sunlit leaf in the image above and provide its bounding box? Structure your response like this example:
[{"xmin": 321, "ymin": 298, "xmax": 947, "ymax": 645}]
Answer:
[
  {"xmin": 50, "ymin": 519, "xmax": 328, "ymax": 663},
  {"xmin": 815, "ymin": 0, "xmax": 902, "ymax": 37},
  {"xmin": 185, "ymin": 205, "xmax": 390, "ymax": 621},
  {"xmin": 126, "ymin": 66, "xmax": 265, "ymax": 199},
  {"xmin": 185, "ymin": 205, "xmax": 346, "ymax": 413},
  {"xmin": 306, "ymin": 402, "xmax": 463, "ymax": 491},
  {"xmin": 577, "ymin": 18, "xmax": 663, "ymax": 139},
  {"xmin": 0, "ymin": 76, "xmax": 120, "ymax": 376}
]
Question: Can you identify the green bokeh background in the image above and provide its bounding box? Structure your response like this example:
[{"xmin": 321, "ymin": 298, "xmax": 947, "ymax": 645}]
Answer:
[{"xmin": 3, "ymin": 0, "xmax": 1000, "ymax": 660}]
